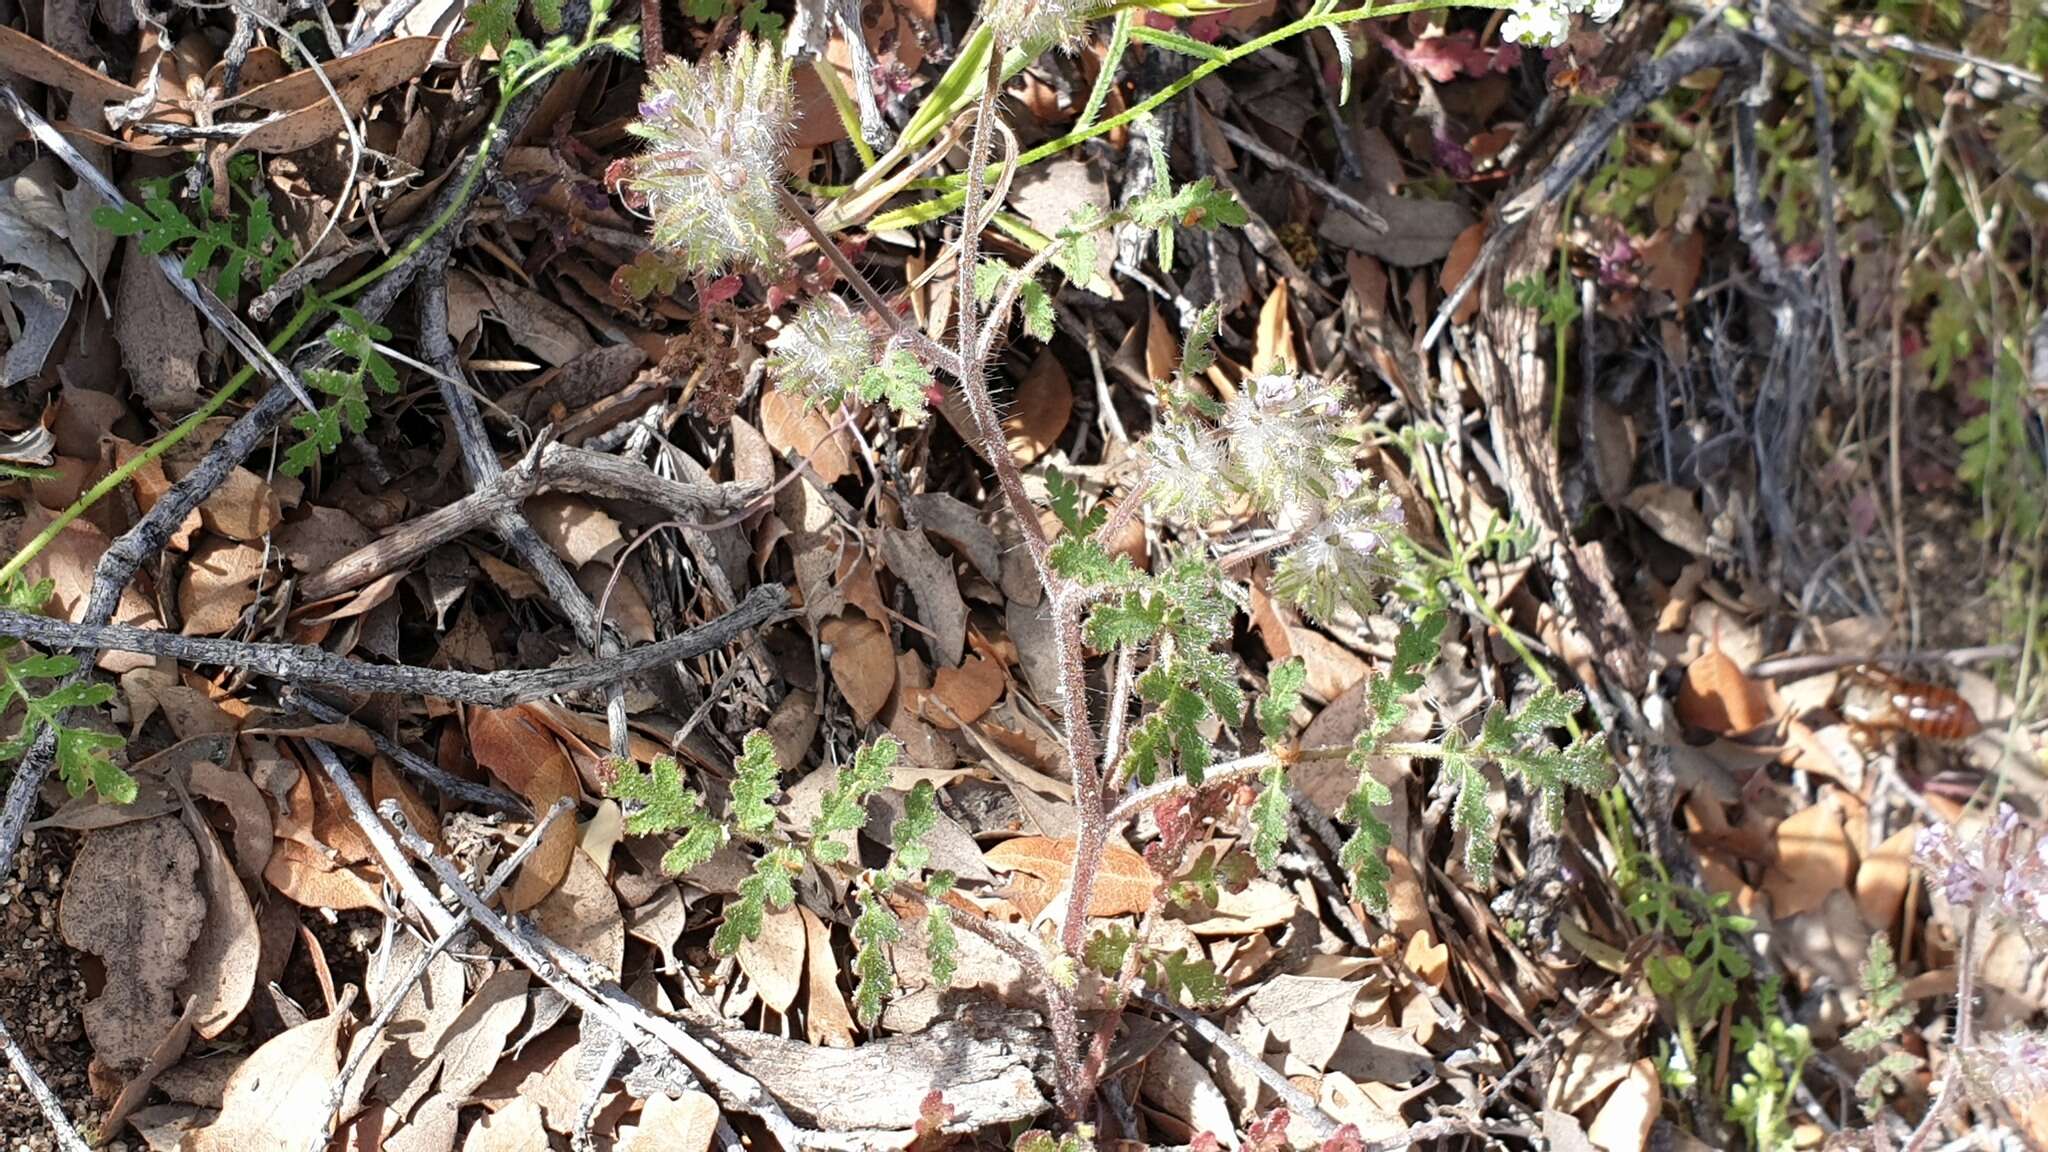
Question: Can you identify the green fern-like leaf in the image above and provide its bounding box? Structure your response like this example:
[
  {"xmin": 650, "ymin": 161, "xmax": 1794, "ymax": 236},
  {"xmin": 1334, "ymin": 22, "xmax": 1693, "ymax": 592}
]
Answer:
[
  {"xmin": 852, "ymin": 884, "xmax": 901, "ymax": 1025},
  {"xmin": 924, "ymin": 901, "xmax": 958, "ymax": 988},
  {"xmin": 1257, "ymin": 658, "xmax": 1307, "ymax": 747},
  {"xmin": 282, "ymin": 311, "xmax": 400, "ymax": 477},
  {"xmin": 1845, "ymin": 935, "xmax": 1920, "ymax": 1113},
  {"xmin": 459, "ymin": 0, "xmax": 521, "ymax": 54},
  {"xmin": 606, "ymin": 755, "xmax": 728, "ymax": 874},
  {"xmin": 890, "ymin": 779, "xmax": 940, "ymax": 874},
  {"xmin": 714, "ymin": 845, "xmax": 799, "ymax": 956},
  {"xmin": 1248, "ymin": 763, "xmax": 1290, "ymax": 871},
  {"xmin": 1157, "ymin": 949, "xmax": 1226, "ymax": 1006},
  {"xmin": 855, "ymin": 348, "xmax": 934, "ymax": 419},
  {"xmin": 729, "ymin": 730, "xmax": 782, "ymax": 838},
  {"xmin": 0, "ymin": 579, "xmax": 133, "ymax": 805},
  {"xmin": 1337, "ymin": 775, "xmax": 1394, "ymax": 913},
  {"xmin": 812, "ymin": 737, "xmax": 898, "ymax": 863}
]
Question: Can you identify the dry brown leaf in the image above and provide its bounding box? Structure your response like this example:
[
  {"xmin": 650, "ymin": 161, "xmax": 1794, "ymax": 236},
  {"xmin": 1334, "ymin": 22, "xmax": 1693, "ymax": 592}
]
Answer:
[
  {"xmin": 983, "ymin": 835, "xmax": 1157, "ymax": 919},
  {"xmin": 1763, "ymin": 793, "xmax": 1855, "ymax": 920},
  {"xmin": 184, "ymin": 742, "xmax": 271, "ymax": 881},
  {"xmin": 821, "ymin": 613, "xmax": 896, "ymax": 726},
  {"xmin": 0, "ymin": 25, "xmax": 139, "ymax": 104},
  {"xmin": 434, "ymin": 969, "xmax": 533, "ymax": 1101},
  {"xmin": 1624, "ymin": 482, "xmax": 1714, "ymax": 558},
  {"xmin": 1438, "ymin": 223, "xmax": 1486, "ymax": 326},
  {"xmin": 926, "ymin": 655, "xmax": 1006, "ymax": 729},
  {"xmin": 1675, "ymin": 642, "xmax": 1774, "ymax": 735},
  {"xmin": 1145, "ymin": 304, "xmax": 1178, "ymax": 382},
  {"xmin": 264, "ymin": 838, "xmax": 385, "ymax": 912},
  {"xmin": 1548, "ymin": 981, "xmax": 1657, "ymax": 1113},
  {"xmin": 468, "ymin": 706, "xmax": 580, "ymax": 911},
  {"xmin": 1856, "ymin": 824, "xmax": 1919, "ymax": 931},
  {"xmin": 760, "ymin": 388, "xmax": 852, "ymax": 483},
  {"xmin": 531, "ymin": 848, "xmax": 624, "ymax": 977},
  {"xmin": 231, "ymin": 77, "xmax": 377, "ymax": 156},
  {"xmin": 736, "ymin": 904, "xmax": 806, "ymax": 1015},
  {"xmin": 799, "ymin": 906, "xmax": 856, "ymax": 1049},
  {"xmin": 17, "ymin": 504, "xmax": 162, "ymax": 669},
  {"xmin": 462, "ymin": 1097, "xmax": 548, "ymax": 1152},
  {"xmin": 477, "ymin": 274, "xmax": 593, "ymax": 365},
  {"xmin": 116, "ymin": 235, "xmax": 206, "ymax": 415},
  {"xmin": 179, "ymin": 539, "xmax": 267, "ymax": 636},
  {"xmin": 623, "ymin": 1091, "xmax": 721, "ymax": 1152},
  {"xmin": 882, "ymin": 525, "xmax": 967, "ymax": 667},
  {"xmin": 1002, "ymin": 350, "xmax": 1072, "ymax": 465},
  {"xmin": 175, "ymin": 803, "xmax": 258, "ymax": 1040},
  {"xmin": 906, "ymin": 493, "xmax": 1001, "ymax": 583},
  {"xmin": 526, "ymin": 493, "xmax": 622, "ymax": 567},
  {"xmin": 1587, "ymin": 1058, "xmax": 1661, "ymax": 1152},
  {"xmin": 1254, "ymin": 279, "xmax": 1298, "ymax": 373},
  {"xmin": 228, "ymin": 36, "xmax": 435, "ymax": 111},
  {"xmin": 1243, "ymin": 976, "xmax": 1360, "ymax": 1073},
  {"xmin": 1404, "ymin": 930, "xmax": 1450, "ymax": 989},
  {"xmin": 182, "ymin": 1008, "xmax": 345, "ymax": 1150},
  {"xmin": 59, "ymin": 817, "xmax": 205, "ymax": 1070}
]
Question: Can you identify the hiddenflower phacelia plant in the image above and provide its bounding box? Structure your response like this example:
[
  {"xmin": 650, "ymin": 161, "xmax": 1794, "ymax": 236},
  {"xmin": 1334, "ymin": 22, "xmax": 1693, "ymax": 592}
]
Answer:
[
  {"xmin": 625, "ymin": 36, "xmax": 794, "ymax": 275},
  {"xmin": 767, "ymin": 295, "xmax": 876, "ymax": 408},
  {"xmin": 1502, "ymin": 0, "xmax": 1623, "ymax": 47},
  {"xmin": 1141, "ymin": 372, "xmax": 1401, "ymax": 621},
  {"xmin": 1915, "ymin": 804, "xmax": 2048, "ymax": 945}
]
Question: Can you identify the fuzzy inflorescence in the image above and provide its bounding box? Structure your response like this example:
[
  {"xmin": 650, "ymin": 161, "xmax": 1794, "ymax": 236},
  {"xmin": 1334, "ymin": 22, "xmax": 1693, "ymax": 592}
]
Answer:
[
  {"xmin": 626, "ymin": 37, "xmax": 795, "ymax": 275},
  {"xmin": 1143, "ymin": 373, "xmax": 1402, "ymax": 621},
  {"xmin": 984, "ymin": 0, "xmax": 1092, "ymax": 53},
  {"xmin": 766, "ymin": 295, "xmax": 878, "ymax": 408},
  {"xmin": 1915, "ymin": 804, "xmax": 2048, "ymax": 944},
  {"xmin": 1502, "ymin": 0, "xmax": 1624, "ymax": 47}
]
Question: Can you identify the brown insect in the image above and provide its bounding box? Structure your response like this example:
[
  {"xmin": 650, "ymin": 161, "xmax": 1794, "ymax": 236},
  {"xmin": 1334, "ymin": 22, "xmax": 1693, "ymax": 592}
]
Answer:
[{"xmin": 1838, "ymin": 667, "xmax": 1981, "ymax": 743}]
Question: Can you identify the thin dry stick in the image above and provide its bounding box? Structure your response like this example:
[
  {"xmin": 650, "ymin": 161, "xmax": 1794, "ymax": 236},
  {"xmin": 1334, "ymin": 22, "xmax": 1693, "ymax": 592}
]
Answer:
[
  {"xmin": 1136, "ymin": 988, "xmax": 1341, "ymax": 1141},
  {"xmin": 0, "ymin": 583, "xmax": 786, "ymax": 707},
  {"xmin": 309, "ymin": 796, "xmax": 575, "ymax": 1150},
  {"xmin": 375, "ymin": 802, "xmax": 811, "ymax": 1147},
  {"xmin": 279, "ymin": 689, "xmax": 528, "ymax": 814},
  {"xmin": 0, "ymin": 1016, "xmax": 90, "ymax": 1152}
]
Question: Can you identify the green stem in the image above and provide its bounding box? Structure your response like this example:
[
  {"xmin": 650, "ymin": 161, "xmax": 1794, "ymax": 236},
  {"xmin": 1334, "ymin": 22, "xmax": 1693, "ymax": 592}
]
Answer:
[{"xmin": 904, "ymin": 0, "xmax": 1507, "ymax": 194}]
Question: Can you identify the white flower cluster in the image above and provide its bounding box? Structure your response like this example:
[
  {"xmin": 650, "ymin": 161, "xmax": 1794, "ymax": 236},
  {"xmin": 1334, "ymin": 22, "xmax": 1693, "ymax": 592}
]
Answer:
[
  {"xmin": 1143, "ymin": 373, "xmax": 1402, "ymax": 621},
  {"xmin": 1501, "ymin": 0, "xmax": 1623, "ymax": 48},
  {"xmin": 627, "ymin": 37, "xmax": 794, "ymax": 275},
  {"xmin": 766, "ymin": 295, "xmax": 876, "ymax": 408}
]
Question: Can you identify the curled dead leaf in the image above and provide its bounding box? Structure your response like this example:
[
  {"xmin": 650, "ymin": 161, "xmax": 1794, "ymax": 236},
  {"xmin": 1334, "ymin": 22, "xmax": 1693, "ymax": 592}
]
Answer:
[
  {"xmin": 983, "ymin": 835, "xmax": 1157, "ymax": 919},
  {"xmin": 59, "ymin": 817, "xmax": 206, "ymax": 1070}
]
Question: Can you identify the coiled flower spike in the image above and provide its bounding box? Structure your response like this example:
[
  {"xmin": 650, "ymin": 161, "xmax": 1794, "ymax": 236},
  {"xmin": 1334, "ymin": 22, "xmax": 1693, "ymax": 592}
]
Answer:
[
  {"xmin": 767, "ymin": 295, "xmax": 877, "ymax": 409},
  {"xmin": 984, "ymin": 0, "xmax": 1092, "ymax": 54},
  {"xmin": 626, "ymin": 37, "xmax": 795, "ymax": 275}
]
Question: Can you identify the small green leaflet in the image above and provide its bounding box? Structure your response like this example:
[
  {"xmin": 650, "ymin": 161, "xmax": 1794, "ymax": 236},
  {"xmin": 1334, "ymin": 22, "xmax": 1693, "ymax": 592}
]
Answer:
[
  {"xmin": 729, "ymin": 730, "xmax": 782, "ymax": 837},
  {"xmin": 1248, "ymin": 763, "xmax": 1290, "ymax": 871},
  {"xmin": 811, "ymin": 737, "xmax": 897, "ymax": 864},
  {"xmin": 1337, "ymin": 776, "xmax": 1394, "ymax": 913},
  {"xmin": 605, "ymin": 755, "xmax": 728, "ymax": 874},
  {"xmin": 1045, "ymin": 467, "xmax": 1106, "ymax": 536},
  {"xmin": 1256, "ymin": 658, "xmax": 1306, "ymax": 747},
  {"xmin": 973, "ymin": 259, "xmax": 1054, "ymax": 343},
  {"xmin": 459, "ymin": 0, "xmax": 520, "ymax": 54},
  {"xmin": 1157, "ymin": 950, "xmax": 1225, "ymax": 1006},
  {"xmin": 93, "ymin": 164, "xmax": 293, "ymax": 301},
  {"xmin": 924, "ymin": 903, "xmax": 958, "ymax": 988},
  {"xmin": 856, "ymin": 348, "xmax": 933, "ymax": 418},
  {"xmin": 0, "ymin": 601, "xmax": 135, "ymax": 805},
  {"xmin": 890, "ymin": 779, "xmax": 941, "ymax": 874},
  {"xmin": 1179, "ymin": 304, "xmax": 1221, "ymax": 377},
  {"xmin": 713, "ymin": 845, "xmax": 799, "ymax": 956},
  {"xmin": 283, "ymin": 310, "xmax": 399, "ymax": 477},
  {"xmin": 851, "ymin": 883, "xmax": 901, "ymax": 1025}
]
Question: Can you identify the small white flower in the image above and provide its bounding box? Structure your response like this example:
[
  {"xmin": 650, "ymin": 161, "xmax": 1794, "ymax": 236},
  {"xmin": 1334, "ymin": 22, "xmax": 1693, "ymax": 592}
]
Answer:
[
  {"xmin": 1502, "ymin": 0, "xmax": 1571, "ymax": 47},
  {"xmin": 1271, "ymin": 499, "xmax": 1399, "ymax": 622},
  {"xmin": 627, "ymin": 37, "xmax": 795, "ymax": 275},
  {"xmin": 767, "ymin": 295, "xmax": 875, "ymax": 408},
  {"xmin": 1223, "ymin": 373, "xmax": 1353, "ymax": 529}
]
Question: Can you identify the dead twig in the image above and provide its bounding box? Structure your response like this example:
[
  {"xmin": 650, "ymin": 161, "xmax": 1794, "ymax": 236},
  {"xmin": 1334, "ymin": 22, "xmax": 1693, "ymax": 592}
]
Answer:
[
  {"xmin": 309, "ymin": 795, "xmax": 576, "ymax": 1149},
  {"xmin": 297, "ymin": 437, "xmax": 758, "ymax": 601},
  {"xmin": 373, "ymin": 801, "xmax": 813, "ymax": 1147},
  {"xmin": 279, "ymin": 689, "xmax": 530, "ymax": 814},
  {"xmin": 0, "ymin": 1015, "xmax": 90, "ymax": 1152},
  {"xmin": 0, "ymin": 583, "xmax": 787, "ymax": 707}
]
